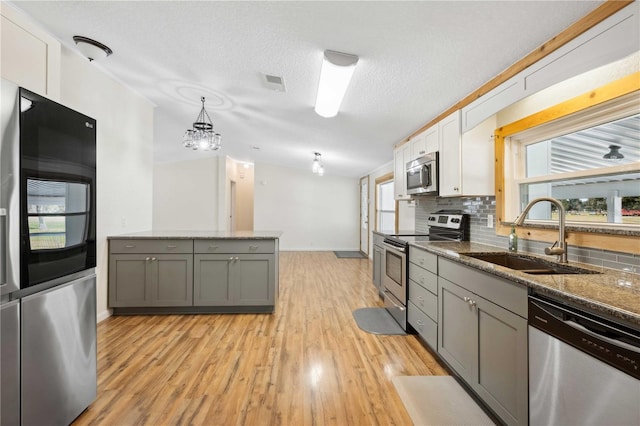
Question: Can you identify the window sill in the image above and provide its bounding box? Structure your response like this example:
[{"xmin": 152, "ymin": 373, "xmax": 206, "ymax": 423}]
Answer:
[{"xmin": 500, "ymin": 221, "xmax": 640, "ymax": 237}]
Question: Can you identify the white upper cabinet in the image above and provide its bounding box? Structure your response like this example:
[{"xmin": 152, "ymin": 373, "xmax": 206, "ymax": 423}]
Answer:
[
  {"xmin": 394, "ymin": 143, "xmax": 411, "ymax": 200},
  {"xmin": 438, "ymin": 111, "xmax": 496, "ymax": 197},
  {"xmin": 1, "ymin": 3, "xmax": 61, "ymax": 100},
  {"xmin": 461, "ymin": 2, "xmax": 639, "ymax": 133},
  {"xmin": 410, "ymin": 131, "xmax": 427, "ymax": 160},
  {"xmin": 438, "ymin": 110, "xmax": 462, "ymax": 197}
]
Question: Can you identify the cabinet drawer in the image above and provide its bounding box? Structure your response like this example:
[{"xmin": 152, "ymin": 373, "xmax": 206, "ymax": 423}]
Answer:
[
  {"xmin": 409, "ymin": 280, "xmax": 437, "ymax": 322},
  {"xmin": 193, "ymin": 239, "xmax": 275, "ymax": 254},
  {"xmin": 409, "ymin": 248, "xmax": 437, "ymax": 273},
  {"xmin": 110, "ymin": 239, "xmax": 193, "ymax": 254},
  {"xmin": 409, "ymin": 263, "xmax": 437, "ymax": 295},
  {"xmin": 408, "ymin": 301, "xmax": 437, "ymax": 351}
]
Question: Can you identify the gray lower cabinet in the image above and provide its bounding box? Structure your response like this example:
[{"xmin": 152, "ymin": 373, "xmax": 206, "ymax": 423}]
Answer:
[
  {"xmin": 408, "ymin": 247, "xmax": 438, "ymax": 350},
  {"xmin": 438, "ymin": 273, "xmax": 528, "ymax": 426},
  {"xmin": 194, "ymin": 254, "xmax": 275, "ymax": 306},
  {"xmin": 109, "ymin": 253, "xmax": 193, "ymax": 307},
  {"xmin": 372, "ymin": 244, "xmax": 383, "ymax": 292},
  {"xmin": 108, "ymin": 237, "xmax": 278, "ymax": 312}
]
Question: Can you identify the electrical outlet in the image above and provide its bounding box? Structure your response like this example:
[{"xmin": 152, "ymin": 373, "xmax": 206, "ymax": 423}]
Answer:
[{"xmin": 487, "ymin": 214, "xmax": 494, "ymax": 228}]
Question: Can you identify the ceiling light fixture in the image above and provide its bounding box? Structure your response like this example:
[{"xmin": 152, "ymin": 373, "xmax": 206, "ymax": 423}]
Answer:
[
  {"xmin": 314, "ymin": 50, "xmax": 359, "ymax": 118},
  {"xmin": 72, "ymin": 36, "xmax": 113, "ymax": 62},
  {"xmin": 182, "ymin": 97, "xmax": 222, "ymax": 151},
  {"xmin": 312, "ymin": 152, "xmax": 324, "ymax": 176},
  {"xmin": 603, "ymin": 144, "xmax": 624, "ymax": 160}
]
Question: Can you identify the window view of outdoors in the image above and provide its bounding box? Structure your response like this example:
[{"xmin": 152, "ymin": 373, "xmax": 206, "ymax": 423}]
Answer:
[{"xmin": 522, "ymin": 113, "xmax": 639, "ymax": 226}]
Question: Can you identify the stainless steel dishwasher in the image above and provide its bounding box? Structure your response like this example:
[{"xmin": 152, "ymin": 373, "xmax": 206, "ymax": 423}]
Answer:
[{"xmin": 529, "ymin": 296, "xmax": 640, "ymax": 426}]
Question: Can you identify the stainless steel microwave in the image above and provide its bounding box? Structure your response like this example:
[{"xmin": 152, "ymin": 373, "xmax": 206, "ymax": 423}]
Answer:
[{"xmin": 406, "ymin": 152, "xmax": 438, "ymax": 195}]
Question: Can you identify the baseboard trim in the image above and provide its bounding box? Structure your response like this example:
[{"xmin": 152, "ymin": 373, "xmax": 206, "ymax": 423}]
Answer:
[{"xmin": 97, "ymin": 309, "xmax": 112, "ymax": 323}]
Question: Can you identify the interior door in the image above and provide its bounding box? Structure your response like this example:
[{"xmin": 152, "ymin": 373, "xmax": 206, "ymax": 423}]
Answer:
[{"xmin": 359, "ymin": 176, "xmax": 369, "ymax": 254}]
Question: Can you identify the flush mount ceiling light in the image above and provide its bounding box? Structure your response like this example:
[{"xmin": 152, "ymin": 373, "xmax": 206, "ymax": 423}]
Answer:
[
  {"xmin": 182, "ymin": 97, "xmax": 222, "ymax": 151},
  {"xmin": 314, "ymin": 50, "xmax": 359, "ymax": 118},
  {"xmin": 603, "ymin": 144, "xmax": 624, "ymax": 160},
  {"xmin": 72, "ymin": 36, "xmax": 113, "ymax": 62},
  {"xmin": 312, "ymin": 152, "xmax": 324, "ymax": 176}
]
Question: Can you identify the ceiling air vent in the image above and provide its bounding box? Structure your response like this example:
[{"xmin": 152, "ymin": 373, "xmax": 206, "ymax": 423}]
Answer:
[{"xmin": 262, "ymin": 74, "xmax": 286, "ymax": 92}]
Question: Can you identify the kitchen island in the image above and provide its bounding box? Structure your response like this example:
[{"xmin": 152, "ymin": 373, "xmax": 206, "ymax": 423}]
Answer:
[{"xmin": 107, "ymin": 231, "xmax": 282, "ymax": 314}]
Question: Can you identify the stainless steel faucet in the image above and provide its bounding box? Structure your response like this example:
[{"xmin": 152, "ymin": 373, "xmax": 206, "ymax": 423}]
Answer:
[{"xmin": 513, "ymin": 197, "xmax": 568, "ymax": 263}]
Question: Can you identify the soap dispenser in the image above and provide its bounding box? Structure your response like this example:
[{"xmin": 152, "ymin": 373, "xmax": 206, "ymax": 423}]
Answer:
[{"xmin": 508, "ymin": 225, "xmax": 518, "ymax": 252}]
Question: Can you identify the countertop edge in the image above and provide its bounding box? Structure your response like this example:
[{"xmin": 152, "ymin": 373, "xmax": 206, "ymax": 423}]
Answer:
[
  {"xmin": 409, "ymin": 241, "xmax": 640, "ymax": 328},
  {"xmin": 108, "ymin": 231, "xmax": 282, "ymax": 240}
]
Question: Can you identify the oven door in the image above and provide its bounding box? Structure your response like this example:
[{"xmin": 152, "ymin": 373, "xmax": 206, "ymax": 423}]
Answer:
[
  {"xmin": 382, "ymin": 242, "xmax": 406, "ymax": 304},
  {"xmin": 20, "ymin": 88, "xmax": 96, "ymax": 288}
]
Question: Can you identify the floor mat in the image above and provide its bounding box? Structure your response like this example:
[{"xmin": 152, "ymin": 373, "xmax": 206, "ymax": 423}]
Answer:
[
  {"xmin": 334, "ymin": 251, "xmax": 367, "ymax": 258},
  {"xmin": 352, "ymin": 307, "xmax": 406, "ymax": 335},
  {"xmin": 392, "ymin": 376, "xmax": 495, "ymax": 426}
]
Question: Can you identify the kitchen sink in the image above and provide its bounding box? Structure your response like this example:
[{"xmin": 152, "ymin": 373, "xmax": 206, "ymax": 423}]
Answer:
[{"xmin": 461, "ymin": 252, "xmax": 601, "ymax": 275}]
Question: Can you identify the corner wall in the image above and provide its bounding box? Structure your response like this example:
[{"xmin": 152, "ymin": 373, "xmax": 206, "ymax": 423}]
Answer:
[{"xmin": 59, "ymin": 48, "xmax": 155, "ymax": 322}]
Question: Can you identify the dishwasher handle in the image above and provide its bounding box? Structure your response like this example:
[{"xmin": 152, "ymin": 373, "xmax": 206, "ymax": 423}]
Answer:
[{"xmin": 529, "ymin": 296, "xmax": 640, "ymax": 380}]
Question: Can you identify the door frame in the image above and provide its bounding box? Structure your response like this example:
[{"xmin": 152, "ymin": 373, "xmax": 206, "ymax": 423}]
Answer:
[{"xmin": 359, "ymin": 176, "xmax": 370, "ymax": 255}]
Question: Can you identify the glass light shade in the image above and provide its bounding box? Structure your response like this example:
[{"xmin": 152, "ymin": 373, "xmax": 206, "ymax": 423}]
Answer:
[
  {"xmin": 314, "ymin": 50, "xmax": 358, "ymax": 118},
  {"xmin": 312, "ymin": 158, "xmax": 321, "ymax": 173},
  {"xmin": 318, "ymin": 165, "xmax": 324, "ymax": 176}
]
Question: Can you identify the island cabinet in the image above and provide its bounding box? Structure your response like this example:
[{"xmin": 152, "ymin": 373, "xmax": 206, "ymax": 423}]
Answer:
[
  {"xmin": 193, "ymin": 240, "xmax": 276, "ymax": 308},
  {"xmin": 108, "ymin": 236, "xmax": 279, "ymax": 314},
  {"xmin": 437, "ymin": 257, "xmax": 528, "ymax": 426},
  {"xmin": 407, "ymin": 247, "xmax": 438, "ymax": 351},
  {"xmin": 109, "ymin": 239, "xmax": 193, "ymax": 307}
]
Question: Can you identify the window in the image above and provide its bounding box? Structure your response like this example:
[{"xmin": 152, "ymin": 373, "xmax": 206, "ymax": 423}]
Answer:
[
  {"xmin": 512, "ymin": 112, "xmax": 639, "ymax": 226},
  {"xmin": 496, "ymin": 73, "xmax": 640, "ymax": 247},
  {"xmin": 377, "ymin": 180, "xmax": 395, "ymax": 231}
]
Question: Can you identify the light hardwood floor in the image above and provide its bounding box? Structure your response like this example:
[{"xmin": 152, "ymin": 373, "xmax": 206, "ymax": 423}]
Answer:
[{"xmin": 74, "ymin": 251, "xmax": 448, "ymax": 425}]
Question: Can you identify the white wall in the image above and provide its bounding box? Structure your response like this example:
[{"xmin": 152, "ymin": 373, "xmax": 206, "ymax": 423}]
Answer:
[
  {"xmin": 153, "ymin": 156, "xmax": 220, "ymax": 230},
  {"xmin": 59, "ymin": 48, "xmax": 155, "ymax": 322},
  {"xmin": 254, "ymin": 163, "xmax": 359, "ymax": 251}
]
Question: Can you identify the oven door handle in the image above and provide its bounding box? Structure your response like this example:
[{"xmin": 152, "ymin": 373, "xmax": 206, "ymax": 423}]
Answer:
[{"xmin": 382, "ymin": 241, "xmax": 405, "ymax": 254}]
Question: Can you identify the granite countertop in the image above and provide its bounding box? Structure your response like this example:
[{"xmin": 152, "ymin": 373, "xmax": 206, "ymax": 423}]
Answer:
[
  {"xmin": 409, "ymin": 241, "xmax": 640, "ymax": 327},
  {"xmin": 108, "ymin": 230, "xmax": 283, "ymax": 240}
]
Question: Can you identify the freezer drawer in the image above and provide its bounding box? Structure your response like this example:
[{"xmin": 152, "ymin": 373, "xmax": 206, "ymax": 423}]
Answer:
[
  {"xmin": 21, "ymin": 274, "xmax": 97, "ymax": 426},
  {"xmin": 1, "ymin": 300, "xmax": 20, "ymax": 426}
]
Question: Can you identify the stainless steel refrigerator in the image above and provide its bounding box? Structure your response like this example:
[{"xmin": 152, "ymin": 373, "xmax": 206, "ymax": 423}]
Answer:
[{"xmin": 1, "ymin": 78, "xmax": 97, "ymax": 426}]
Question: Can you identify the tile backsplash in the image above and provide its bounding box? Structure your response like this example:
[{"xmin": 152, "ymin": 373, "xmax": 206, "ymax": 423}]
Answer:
[{"xmin": 414, "ymin": 196, "xmax": 640, "ymax": 274}]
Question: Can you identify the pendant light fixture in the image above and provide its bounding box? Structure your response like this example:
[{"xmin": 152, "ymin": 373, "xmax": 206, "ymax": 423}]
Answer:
[
  {"xmin": 182, "ymin": 97, "xmax": 222, "ymax": 151},
  {"xmin": 603, "ymin": 144, "xmax": 624, "ymax": 160},
  {"xmin": 312, "ymin": 152, "xmax": 324, "ymax": 176}
]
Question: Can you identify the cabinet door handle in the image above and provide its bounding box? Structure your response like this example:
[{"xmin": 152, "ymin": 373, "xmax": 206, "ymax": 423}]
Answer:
[
  {"xmin": 145, "ymin": 257, "xmax": 151, "ymax": 261},
  {"xmin": 249, "ymin": 245, "xmax": 259, "ymax": 251},
  {"xmin": 419, "ymin": 150, "xmax": 425, "ymax": 154},
  {"xmin": 208, "ymin": 245, "xmax": 219, "ymax": 250},
  {"xmin": 125, "ymin": 244, "xmax": 135, "ymax": 248},
  {"xmin": 417, "ymin": 320, "xmax": 423, "ymax": 329},
  {"xmin": 229, "ymin": 257, "xmax": 234, "ymax": 261},
  {"xmin": 151, "ymin": 257, "xmax": 157, "ymax": 261},
  {"xmin": 235, "ymin": 256, "xmax": 240, "ymax": 261},
  {"xmin": 166, "ymin": 245, "xmax": 177, "ymax": 249},
  {"xmin": 463, "ymin": 297, "xmax": 470, "ymax": 302},
  {"xmin": 417, "ymin": 296, "xmax": 424, "ymax": 305}
]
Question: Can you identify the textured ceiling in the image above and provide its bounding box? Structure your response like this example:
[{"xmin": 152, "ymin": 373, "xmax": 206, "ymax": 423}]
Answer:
[{"xmin": 10, "ymin": 1, "xmax": 604, "ymax": 177}]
